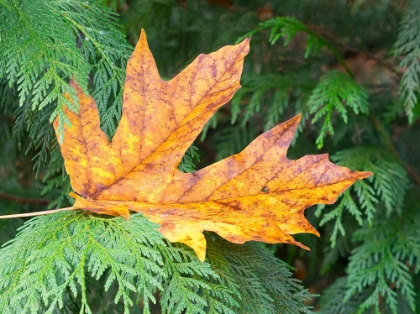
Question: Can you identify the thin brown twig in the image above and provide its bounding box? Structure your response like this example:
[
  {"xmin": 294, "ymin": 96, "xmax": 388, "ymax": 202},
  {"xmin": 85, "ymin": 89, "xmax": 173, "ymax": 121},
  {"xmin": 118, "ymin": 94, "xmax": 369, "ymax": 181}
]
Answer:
[
  {"xmin": 0, "ymin": 192, "xmax": 50, "ymax": 205},
  {"xmin": 305, "ymin": 23, "xmax": 399, "ymax": 75},
  {"xmin": 372, "ymin": 116, "xmax": 420, "ymax": 186}
]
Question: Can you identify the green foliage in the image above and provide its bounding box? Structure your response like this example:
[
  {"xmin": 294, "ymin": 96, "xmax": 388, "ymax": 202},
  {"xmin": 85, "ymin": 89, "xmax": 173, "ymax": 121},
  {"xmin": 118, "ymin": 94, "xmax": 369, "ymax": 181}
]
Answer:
[
  {"xmin": 1, "ymin": 0, "xmax": 420, "ymax": 313},
  {"xmin": 207, "ymin": 237, "xmax": 313, "ymax": 314},
  {"xmin": 320, "ymin": 189, "xmax": 420, "ymax": 314},
  {"xmin": 0, "ymin": 0, "xmax": 131, "ymax": 168},
  {"xmin": 240, "ymin": 16, "xmax": 339, "ymax": 61},
  {"xmin": 178, "ymin": 145, "xmax": 200, "ymax": 173},
  {"xmin": 394, "ymin": 0, "xmax": 420, "ymax": 122},
  {"xmin": 318, "ymin": 277, "xmax": 364, "ymax": 314},
  {"xmin": 0, "ymin": 212, "xmax": 165, "ymax": 314},
  {"xmin": 344, "ymin": 202, "xmax": 420, "ymax": 314},
  {"xmin": 0, "ymin": 212, "xmax": 312, "ymax": 313},
  {"xmin": 307, "ymin": 70, "xmax": 369, "ymax": 149},
  {"xmin": 316, "ymin": 147, "xmax": 409, "ymax": 247}
]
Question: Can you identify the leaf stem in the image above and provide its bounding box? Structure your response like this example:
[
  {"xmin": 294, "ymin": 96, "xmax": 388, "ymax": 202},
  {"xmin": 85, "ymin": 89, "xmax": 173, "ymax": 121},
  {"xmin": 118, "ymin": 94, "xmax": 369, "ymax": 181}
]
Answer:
[{"xmin": 0, "ymin": 207, "xmax": 74, "ymax": 219}]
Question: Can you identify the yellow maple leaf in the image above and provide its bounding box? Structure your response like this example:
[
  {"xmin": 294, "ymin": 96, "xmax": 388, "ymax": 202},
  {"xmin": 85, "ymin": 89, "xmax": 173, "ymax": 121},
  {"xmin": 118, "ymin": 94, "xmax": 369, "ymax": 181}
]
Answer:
[{"xmin": 54, "ymin": 30, "xmax": 372, "ymax": 262}]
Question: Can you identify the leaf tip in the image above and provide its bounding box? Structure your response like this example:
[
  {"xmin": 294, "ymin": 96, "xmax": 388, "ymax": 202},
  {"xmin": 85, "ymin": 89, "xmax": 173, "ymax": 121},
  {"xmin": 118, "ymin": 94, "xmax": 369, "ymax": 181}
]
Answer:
[
  {"xmin": 239, "ymin": 37, "xmax": 251, "ymax": 54},
  {"xmin": 360, "ymin": 170, "xmax": 374, "ymax": 179},
  {"xmin": 241, "ymin": 37, "xmax": 251, "ymax": 45},
  {"xmin": 293, "ymin": 113, "xmax": 302, "ymax": 123},
  {"xmin": 139, "ymin": 28, "xmax": 147, "ymax": 39},
  {"xmin": 349, "ymin": 170, "xmax": 373, "ymax": 182},
  {"xmin": 162, "ymin": 228, "xmax": 208, "ymax": 262}
]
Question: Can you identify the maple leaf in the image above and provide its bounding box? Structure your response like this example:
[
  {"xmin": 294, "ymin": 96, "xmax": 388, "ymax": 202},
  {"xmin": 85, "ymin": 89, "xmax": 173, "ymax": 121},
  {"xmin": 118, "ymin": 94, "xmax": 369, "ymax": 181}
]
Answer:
[{"xmin": 54, "ymin": 30, "xmax": 372, "ymax": 262}]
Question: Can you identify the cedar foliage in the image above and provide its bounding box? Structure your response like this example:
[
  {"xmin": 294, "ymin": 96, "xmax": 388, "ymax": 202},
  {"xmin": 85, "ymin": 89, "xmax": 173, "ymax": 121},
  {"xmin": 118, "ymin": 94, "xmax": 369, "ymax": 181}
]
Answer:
[{"xmin": 0, "ymin": 0, "xmax": 419, "ymax": 313}]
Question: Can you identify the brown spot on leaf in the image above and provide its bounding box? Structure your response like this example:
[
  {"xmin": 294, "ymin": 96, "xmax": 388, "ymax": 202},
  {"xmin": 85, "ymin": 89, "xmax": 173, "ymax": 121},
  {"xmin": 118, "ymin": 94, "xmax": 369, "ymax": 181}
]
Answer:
[{"xmin": 261, "ymin": 186, "xmax": 269, "ymax": 193}]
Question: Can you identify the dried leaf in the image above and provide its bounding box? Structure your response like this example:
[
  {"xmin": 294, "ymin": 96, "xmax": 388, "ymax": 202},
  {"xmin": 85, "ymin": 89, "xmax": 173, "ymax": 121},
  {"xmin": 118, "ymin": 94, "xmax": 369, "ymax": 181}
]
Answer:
[{"xmin": 54, "ymin": 30, "xmax": 372, "ymax": 261}]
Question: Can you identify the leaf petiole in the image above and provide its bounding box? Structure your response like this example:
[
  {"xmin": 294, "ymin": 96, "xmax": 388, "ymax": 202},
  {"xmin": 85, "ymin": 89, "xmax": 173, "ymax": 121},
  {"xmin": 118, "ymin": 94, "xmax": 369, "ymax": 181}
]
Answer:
[{"xmin": 0, "ymin": 207, "xmax": 74, "ymax": 219}]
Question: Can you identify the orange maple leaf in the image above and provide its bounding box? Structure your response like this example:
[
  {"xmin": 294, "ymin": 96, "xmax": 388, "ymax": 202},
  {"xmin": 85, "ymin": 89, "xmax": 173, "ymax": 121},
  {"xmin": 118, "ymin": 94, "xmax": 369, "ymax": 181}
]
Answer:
[{"xmin": 54, "ymin": 30, "xmax": 372, "ymax": 262}]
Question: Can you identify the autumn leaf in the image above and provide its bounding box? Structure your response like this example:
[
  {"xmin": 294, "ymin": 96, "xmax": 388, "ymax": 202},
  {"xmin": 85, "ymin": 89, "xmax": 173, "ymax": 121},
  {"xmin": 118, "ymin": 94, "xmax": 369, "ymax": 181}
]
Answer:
[{"xmin": 54, "ymin": 30, "xmax": 372, "ymax": 262}]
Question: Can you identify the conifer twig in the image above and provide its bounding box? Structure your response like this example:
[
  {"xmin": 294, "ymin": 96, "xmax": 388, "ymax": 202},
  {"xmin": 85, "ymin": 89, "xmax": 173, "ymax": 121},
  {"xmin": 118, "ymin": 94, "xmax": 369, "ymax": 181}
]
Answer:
[
  {"xmin": 0, "ymin": 207, "xmax": 74, "ymax": 219},
  {"xmin": 372, "ymin": 116, "xmax": 420, "ymax": 186},
  {"xmin": 0, "ymin": 192, "xmax": 50, "ymax": 205},
  {"xmin": 306, "ymin": 23, "xmax": 398, "ymax": 74}
]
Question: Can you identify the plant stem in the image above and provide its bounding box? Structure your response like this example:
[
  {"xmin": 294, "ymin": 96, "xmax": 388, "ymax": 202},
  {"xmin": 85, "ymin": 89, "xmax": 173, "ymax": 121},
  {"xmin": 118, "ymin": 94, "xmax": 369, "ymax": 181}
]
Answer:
[
  {"xmin": 372, "ymin": 116, "xmax": 420, "ymax": 185},
  {"xmin": 0, "ymin": 207, "xmax": 74, "ymax": 219},
  {"xmin": 0, "ymin": 192, "xmax": 49, "ymax": 205}
]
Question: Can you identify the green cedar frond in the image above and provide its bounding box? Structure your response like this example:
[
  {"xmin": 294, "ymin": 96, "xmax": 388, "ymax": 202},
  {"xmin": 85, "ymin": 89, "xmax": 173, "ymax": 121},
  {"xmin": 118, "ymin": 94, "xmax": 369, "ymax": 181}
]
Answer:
[
  {"xmin": 40, "ymin": 146, "xmax": 72, "ymax": 210},
  {"xmin": 318, "ymin": 277, "xmax": 368, "ymax": 314},
  {"xmin": 0, "ymin": 212, "xmax": 166, "ymax": 314},
  {"xmin": 207, "ymin": 234, "xmax": 314, "ymax": 314},
  {"xmin": 344, "ymin": 194, "xmax": 420, "ymax": 314},
  {"xmin": 178, "ymin": 145, "xmax": 200, "ymax": 173},
  {"xmin": 159, "ymin": 244, "xmax": 226, "ymax": 314},
  {"xmin": 210, "ymin": 124, "xmax": 256, "ymax": 161},
  {"xmin": 332, "ymin": 147, "xmax": 409, "ymax": 217},
  {"xmin": 320, "ymin": 193, "xmax": 420, "ymax": 314},
  {"xmin": 307, "ymin": 70, "xmax": 369, "ymax": 149},
  {"xmin": 393, "ymin": 0, "xmax": 420, "ymax": 122},
  {"xmin": 316, "ymin": 146, "xmax": 408, "ymax": 247},
  {"xmin": 0, "ymin": 0, "xmax": 131, "ymax": 167},
  {"xmin": 232, "ymin": 71, "xmax": 315, "ymax": 130},
  {"xmin": 58, "ymin": 0, "xmax": 132, "ymax": 136},
  {"xmin": 240, "ymin": 16, "xmax": 332, "ymax": 59},
  {"xmin": 320, "ymin": 218, "xmax": 357, "ymax": 275},
  {"xmin": 230, "ymin": 73, "xmax": 298, "ymax": 128},
  {"xmin": 316, "ymin": 190, "xmax": 363, "ymax": 247},
  {"xmin": 0, "ymin": 0, "xmax": 86, "ymax": 131},
  {"xmin": 0, "ymin": 210, "xmax": 314, "ymax": 313},
  {"xmin": 209, "ymin": 71, "xmax": 315, "ymax": 157}
]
